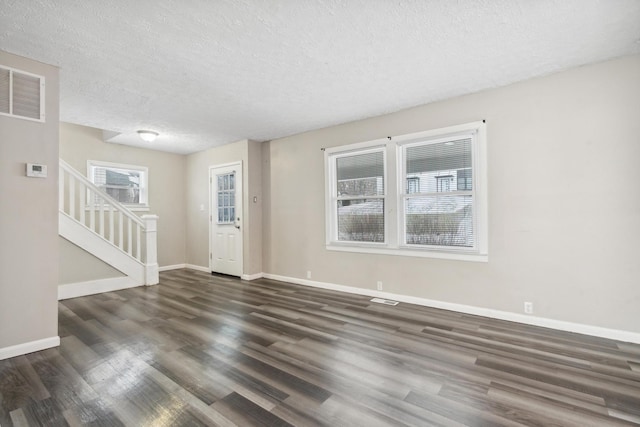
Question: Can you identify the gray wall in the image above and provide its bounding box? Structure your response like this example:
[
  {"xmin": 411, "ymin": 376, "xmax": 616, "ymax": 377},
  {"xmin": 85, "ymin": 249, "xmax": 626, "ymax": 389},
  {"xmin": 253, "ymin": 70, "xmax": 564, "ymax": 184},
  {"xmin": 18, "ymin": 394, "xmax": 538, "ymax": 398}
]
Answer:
[
  {"xmin": 0, "ymin": 51, "xmax": 59, "ymax": 349},
  {"xmin": 59, "ymin": 237, "xmax": 123, "ymax": 284},
  {"xmin": 263, "ymin": 55, "xmax": 640, "ymax": 333}
]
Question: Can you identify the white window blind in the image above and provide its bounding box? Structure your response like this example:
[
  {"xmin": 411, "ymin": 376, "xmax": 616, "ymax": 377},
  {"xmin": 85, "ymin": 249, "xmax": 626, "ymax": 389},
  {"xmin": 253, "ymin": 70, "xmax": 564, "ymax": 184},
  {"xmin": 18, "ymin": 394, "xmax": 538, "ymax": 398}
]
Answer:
[
  {"xmin": 333, "ymin": 149, "xmax": 385, "ymax": 243},
  {"xmin": 403, "ymin": 137, "xmax": 474, "ymax": 248}
]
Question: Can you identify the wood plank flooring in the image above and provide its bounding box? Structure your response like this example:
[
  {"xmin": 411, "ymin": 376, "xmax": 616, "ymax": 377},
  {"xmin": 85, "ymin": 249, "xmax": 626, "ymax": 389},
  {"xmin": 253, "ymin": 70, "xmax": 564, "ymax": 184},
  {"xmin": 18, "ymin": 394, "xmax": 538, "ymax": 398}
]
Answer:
[{"xmin": 1, "ymin": 268, "xmax": 639, "ymax": 426}]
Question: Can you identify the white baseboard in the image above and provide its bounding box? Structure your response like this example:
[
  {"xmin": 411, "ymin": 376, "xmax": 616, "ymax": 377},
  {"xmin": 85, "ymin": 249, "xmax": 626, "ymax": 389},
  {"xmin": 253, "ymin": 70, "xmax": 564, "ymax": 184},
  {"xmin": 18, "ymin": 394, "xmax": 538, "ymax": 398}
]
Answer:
[
  {"xmin": 0, "ymin": 336, "xmax": 60, "ymax": 361},
  {"xmin": 185, "ymin": 264, "xmax": 210, "ymax": 273},
  {"xmin": 241, "ymin": 272, "xmax": 264, "ymax": 281},
  {"xmin": 58, "ymin": 276, "xmax": 140, "ymax": 300},
  {"xmin": 159, "ymin": 264, "xmax": 187, "ymax": 272},
  {"xmin": 262, "ymin": 273, "xmax": 640, "ymax": 345}
]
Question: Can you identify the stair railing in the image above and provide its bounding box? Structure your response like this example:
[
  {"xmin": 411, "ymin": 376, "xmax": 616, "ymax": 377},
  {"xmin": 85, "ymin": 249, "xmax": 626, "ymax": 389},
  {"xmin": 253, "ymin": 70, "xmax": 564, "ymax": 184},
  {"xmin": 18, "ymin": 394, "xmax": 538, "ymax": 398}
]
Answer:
[{"xmin": 59, "ymin": 159, "xmax": 158, "ymax": 284}]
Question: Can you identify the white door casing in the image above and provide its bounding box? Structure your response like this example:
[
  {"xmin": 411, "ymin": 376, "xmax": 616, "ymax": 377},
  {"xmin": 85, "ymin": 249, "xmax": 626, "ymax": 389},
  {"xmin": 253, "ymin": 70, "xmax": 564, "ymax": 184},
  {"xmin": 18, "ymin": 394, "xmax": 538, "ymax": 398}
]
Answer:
[{"xmin": 210, "ymin": 162, "xmax": 243, "ymax": 277}]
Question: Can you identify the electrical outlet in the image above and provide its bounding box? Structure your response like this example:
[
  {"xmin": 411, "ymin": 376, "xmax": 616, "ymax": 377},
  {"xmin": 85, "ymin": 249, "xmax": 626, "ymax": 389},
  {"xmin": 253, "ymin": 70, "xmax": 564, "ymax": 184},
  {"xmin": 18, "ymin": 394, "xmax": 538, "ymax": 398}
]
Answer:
[
  {"xmin": 524, "ymin": 301, "xmax": 533, "ymax": 314},
  {"xmin": 306, "ymin": 271, "xmax": 311, "ymax": 279},
  {"xmin": 377, "ymin": 281, "xmax": 383, "ymax": 291}
]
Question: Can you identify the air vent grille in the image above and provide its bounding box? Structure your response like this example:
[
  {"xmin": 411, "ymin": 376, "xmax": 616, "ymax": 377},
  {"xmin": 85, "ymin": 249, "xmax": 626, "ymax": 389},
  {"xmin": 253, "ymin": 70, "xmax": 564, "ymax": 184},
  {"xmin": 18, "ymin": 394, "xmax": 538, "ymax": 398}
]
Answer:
[
  {"xmin": 0, "ymin": 68, "xmax": 9, "ymax": 114},
  {"xmin": 370, "ymin": 297, "xmax": 399, "ymax": 306},
  {"xmin": 0, "ymin": 65, "xmax": 45, "ymax": 122}
]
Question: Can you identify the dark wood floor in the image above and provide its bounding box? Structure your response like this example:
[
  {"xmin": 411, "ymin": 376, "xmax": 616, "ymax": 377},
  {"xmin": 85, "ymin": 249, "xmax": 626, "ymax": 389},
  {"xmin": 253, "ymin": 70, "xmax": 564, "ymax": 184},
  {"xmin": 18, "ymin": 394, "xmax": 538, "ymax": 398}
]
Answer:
[{"xmin": 1, "ymin": 269, "xmax": 639, "ymax": 426}]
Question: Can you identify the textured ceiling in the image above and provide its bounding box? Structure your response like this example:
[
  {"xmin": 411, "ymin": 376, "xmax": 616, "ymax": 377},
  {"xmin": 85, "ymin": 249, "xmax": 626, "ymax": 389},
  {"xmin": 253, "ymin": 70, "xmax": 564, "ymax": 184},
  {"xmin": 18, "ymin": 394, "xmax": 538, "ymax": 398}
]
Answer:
[{"xmin": 1, "ymin": 0, "xmax": 639, "ymax": 154}]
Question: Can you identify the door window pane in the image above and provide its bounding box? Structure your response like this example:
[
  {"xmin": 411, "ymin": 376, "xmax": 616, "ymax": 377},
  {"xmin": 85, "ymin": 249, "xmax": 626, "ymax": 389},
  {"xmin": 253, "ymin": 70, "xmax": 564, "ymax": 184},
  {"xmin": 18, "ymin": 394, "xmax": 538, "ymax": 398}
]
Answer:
[{"xmin": 216, "ymin": 172, "xmax": 236, "ymax": 224}]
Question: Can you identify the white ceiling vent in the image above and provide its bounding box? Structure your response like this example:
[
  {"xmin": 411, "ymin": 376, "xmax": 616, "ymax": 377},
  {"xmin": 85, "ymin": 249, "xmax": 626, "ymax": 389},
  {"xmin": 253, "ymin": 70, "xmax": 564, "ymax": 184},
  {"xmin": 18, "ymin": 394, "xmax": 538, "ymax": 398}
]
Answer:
[{"xmin": 0, "ymin": 65, "xmax": 45, "ymax": 122}]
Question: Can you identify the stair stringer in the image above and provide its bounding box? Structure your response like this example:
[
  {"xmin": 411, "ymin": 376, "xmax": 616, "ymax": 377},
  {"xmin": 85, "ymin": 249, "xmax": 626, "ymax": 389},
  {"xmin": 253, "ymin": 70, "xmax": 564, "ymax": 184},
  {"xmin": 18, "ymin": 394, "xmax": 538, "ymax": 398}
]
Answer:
[{"xmin": 59, "ymin": 212, "xmax": 145, "ymax": 285}]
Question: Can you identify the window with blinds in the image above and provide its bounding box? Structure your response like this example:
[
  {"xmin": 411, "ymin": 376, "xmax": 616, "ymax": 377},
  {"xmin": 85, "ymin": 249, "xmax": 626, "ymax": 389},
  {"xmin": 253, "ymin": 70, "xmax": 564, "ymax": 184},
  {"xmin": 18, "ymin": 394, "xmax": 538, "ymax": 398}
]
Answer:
[
  {"xmin": 333, "ymin": 148, "xmax": 385, "ymax": 243},
  {"xmin": 87, "ymin": 161, "xmax": 149, "ymax": 210},
  {"xmin": 402, "ymin": 137, "xmax": 474, "ymax": 248},
  {"xmin": 0, "ymin": 65, "xmax": 45, "ymax": 122},
  {"xmin": 325, "ymin": 121, "xmax": 487, "ymax": 261}
]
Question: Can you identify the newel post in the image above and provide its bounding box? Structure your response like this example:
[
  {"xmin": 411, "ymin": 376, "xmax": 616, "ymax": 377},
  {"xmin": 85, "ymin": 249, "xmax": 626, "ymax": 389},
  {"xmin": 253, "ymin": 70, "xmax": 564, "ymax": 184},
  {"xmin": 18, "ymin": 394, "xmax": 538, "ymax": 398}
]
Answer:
[{"xmin": 142, "ymin": 214, "xmax": 159, "ymax": 285}]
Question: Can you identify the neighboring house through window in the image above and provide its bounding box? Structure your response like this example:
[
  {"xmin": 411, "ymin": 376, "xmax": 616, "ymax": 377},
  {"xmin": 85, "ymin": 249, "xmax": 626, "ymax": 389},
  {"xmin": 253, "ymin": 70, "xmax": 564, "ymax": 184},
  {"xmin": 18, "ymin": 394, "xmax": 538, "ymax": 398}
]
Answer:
[
  {"xmin": 87, "ymin": 160, "xmax": 149, "ymax": 211},
  {"xmin": 435, "ymin": 175, "xmax": 453, "ymax": 192},
  {"xmin": 325, "ymin": 121, "xmax": 487, "ymax": 261},
  {"xmin": 407, "ymin": 177, "xmax": 420, "ymax": 194}
]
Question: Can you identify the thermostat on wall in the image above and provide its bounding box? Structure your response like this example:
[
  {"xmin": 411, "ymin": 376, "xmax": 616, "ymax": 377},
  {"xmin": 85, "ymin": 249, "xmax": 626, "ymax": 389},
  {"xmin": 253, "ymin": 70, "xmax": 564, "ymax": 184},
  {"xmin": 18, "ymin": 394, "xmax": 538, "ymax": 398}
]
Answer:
[{"xmin": 26, "ymin": 163, "xmax": 47, "ymax": 178}]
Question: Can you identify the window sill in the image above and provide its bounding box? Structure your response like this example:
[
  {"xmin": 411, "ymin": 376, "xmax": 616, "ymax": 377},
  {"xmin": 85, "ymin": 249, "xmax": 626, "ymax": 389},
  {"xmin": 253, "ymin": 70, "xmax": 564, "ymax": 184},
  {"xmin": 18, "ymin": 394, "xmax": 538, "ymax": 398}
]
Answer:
[{"xmin": 326, "ymin": 243, "xmax": 488, "ymax": 262}]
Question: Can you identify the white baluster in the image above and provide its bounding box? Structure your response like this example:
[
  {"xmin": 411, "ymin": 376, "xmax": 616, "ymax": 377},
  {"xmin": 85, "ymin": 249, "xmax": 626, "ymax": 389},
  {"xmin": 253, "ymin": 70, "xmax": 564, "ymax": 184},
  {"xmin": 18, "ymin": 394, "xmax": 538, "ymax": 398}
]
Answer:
[
  {"xmin": 69, "ymin": 177, "xmax": 75, "ymax": 219},
  {"xmin": 136, "ymin": 224, "xmax": 141, "ymax": 260},
  {"xmin": 118, "ymin": 211, "xmax": 124, "ymax": 250},
  {"xmin": 127, "ymin": 218, "xmax": 132, "ymax": 255},
  {"xmin": 89, "ymin": 189, "xmax": 95, "ymax": 232},
  {"xmin": 99, "ymin": 197, "xmax": 104, "ymax": 237},
  {"xmin": 109, "ymin": 205, "xmax": 115, "ymax": 243},
  {"xmin": 79, "ymin": 182, "xmax": 85, "ymax": 226}
]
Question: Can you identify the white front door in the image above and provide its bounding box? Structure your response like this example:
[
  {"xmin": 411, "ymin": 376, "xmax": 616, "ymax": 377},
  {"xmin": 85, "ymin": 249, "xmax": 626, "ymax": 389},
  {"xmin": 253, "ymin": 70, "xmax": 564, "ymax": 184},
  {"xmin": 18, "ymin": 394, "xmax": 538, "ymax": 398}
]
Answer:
[{"xmin": 210, "ymin": 162, "xmax": 243, "ymax": 277}]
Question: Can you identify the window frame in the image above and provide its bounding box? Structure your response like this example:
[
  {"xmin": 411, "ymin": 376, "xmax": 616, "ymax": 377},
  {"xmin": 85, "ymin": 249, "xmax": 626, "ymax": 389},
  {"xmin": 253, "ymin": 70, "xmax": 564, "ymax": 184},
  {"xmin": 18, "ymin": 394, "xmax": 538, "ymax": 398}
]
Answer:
[
  {"xmin": 87, "ymin": 160, "xmax": 149, "ymax": 211},
  {"xmin": 325, "ymin": 140, "xmax": 388, "ymax": 247},
  {"xmin": 324, "ymin": 121, "xmax": 487, "ymax": 262}
]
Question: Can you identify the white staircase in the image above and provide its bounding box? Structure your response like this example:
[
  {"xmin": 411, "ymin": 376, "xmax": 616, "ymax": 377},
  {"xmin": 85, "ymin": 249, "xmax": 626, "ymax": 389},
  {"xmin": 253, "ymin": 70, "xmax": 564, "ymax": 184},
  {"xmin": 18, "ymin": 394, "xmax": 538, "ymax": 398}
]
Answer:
[{"xmin": 58, "ymin": 159, "xmax": 158, "ymax": 297}]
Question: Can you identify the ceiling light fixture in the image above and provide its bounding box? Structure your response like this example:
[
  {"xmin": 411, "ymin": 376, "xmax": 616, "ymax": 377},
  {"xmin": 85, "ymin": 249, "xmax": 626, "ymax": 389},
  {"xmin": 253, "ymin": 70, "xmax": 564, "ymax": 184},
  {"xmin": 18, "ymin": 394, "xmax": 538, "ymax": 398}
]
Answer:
[{"xmin": 137, "ymin": 130, "xmax": 159, "ymax": 142}]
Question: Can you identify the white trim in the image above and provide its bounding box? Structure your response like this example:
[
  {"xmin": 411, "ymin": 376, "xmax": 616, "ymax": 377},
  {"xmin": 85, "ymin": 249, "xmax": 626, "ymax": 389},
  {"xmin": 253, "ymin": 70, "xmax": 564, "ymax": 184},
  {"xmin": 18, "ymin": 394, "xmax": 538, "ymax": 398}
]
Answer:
[
  {"xmin": 262, "ymin": 273, "xmax": 640, "ymax": 344},
  {"xmin": 159, "ymin": 264, "xmax": 187, "ymax": 272},
  {"xmin": 58, "ymin": 276, "xmax": 139, "ymax": 300},
  {"xmin": 186, "ymin": 264, "xmax": 210, "ymax": 273},
  {"xmin": 0, "ymin": 336, "xmax": 60, "ymax": 361},
  {"xmin": 326, "ymin": 244, "xmax": 488, "ymax": 262},
  {"xmin": 392, "ymin": 121, "xmax": 486, "ymax": 144},
  {"xmin": 324, "ymin": 137, "xmax": 390, "ymax": 155},
  {"xmin": 241, "ymin": 272, "xmax": 264, "ymax": 281}
]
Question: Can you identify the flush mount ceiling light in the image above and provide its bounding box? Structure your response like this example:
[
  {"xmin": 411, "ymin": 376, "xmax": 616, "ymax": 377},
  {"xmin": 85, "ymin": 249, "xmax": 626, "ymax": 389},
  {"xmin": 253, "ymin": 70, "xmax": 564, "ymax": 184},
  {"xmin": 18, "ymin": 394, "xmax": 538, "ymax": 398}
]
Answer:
[{"xmin": 137, "ymin": 130, "xmax": 159, "ymax": 142}]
